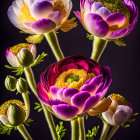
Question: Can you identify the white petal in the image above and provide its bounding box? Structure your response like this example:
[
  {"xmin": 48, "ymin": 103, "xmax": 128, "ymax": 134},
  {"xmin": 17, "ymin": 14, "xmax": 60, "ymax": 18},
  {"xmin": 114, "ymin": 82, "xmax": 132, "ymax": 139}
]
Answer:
[
  {"xmin": 102, "ymin": 109, "xmax": 116, "ymax": 125},
  {"xmin": 113, "ymin": 105, "xmax": 133, "ymax": 125},
  {"xmin": 30, "ymin": 44, "xmax": 37, "ymax": 59},
  {"xmin": 12, "ymin": 1, "xmax": 21, "ymax": 15},
  {"xmin": 6, "ymin": 49, "xmax": 20, "ymax": 67},
  {"xmin": 0, "ymin": 115, "xmax": 10, "ymax": 126}
]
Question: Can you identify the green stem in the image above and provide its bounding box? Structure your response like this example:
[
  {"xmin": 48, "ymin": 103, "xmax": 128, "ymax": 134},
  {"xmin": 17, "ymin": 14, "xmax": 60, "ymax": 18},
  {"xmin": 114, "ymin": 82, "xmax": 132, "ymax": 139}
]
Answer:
[
  {"xmin": 78, "ymin": 117, "xmax": 85, "ymax": 140},
  {"xmin": 17, "ymin": 124, "xmax": 32, "ymax": 140},
  {"xmin": 71, "ymin": 119, "xmax": 80, "ymax": 140},
  {"xmin": 99, "ymin": 122, "xmax": 110, "ymax": 140},
  {"xmin": 44, "ymin": 31, "xmax": 64, "ymax": 61},
  {"xmin": 91, "ymin": 37, "xmax": 108, "ymax": 62},
  {"xmin": 22, "ymin": 92, "xmax": 30, "ymax": 120},
  {"xmin": 24, "ymin": 66, "xmax": 58, "ymax": 140},
  {"xmin": 106, "ymin": 125, "xmax": 120, "ymax": 140}
]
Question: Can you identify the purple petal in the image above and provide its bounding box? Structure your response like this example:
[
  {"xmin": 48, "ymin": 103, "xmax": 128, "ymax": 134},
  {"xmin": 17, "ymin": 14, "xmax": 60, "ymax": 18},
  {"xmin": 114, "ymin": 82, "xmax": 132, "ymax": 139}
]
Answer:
[
  {"xmin": 106, "ymin": 28, "xmax": 129, "ymax": 39},
  {"xmin": 37, "ymin": 82, "xmax": 49, "ymax": 105},
  {"xmin": 84, "ymin": 13, "xmax": 109, "ymax": 38},
  {"xmin": 76, "ymin": 60, "xmax": 89, "ymax": 72},
  {"xmin": 82, "ymin": 94, "xmax": 101, "ymax": 113},
  {"xmin": 113, "ymin": 105, "xmax": 133, "ymax": 125},
  {"xmin": 52, "ymin": 104, "xmax": 79, "ymax": 119},
  {"xmin": 48, "ymin": 11, "xmax": 63, "ymax": 25},
  {"xmin": 47, "ymin": 99, "xmax": 67, "ymax": 106},
  {"xmin": 96, "ymin": 7, "xmax": 111, "ymax": 19},
  {"xmin": 74, "ymin": 11, "xmax": 82, "ymax": 22},
  {"xmin": 84, "ymin": 78, "xmax": 93, "ymax": 85},
  {"xmin": 106, "ymin": 12, "xmax": 126, "ymax": 27},
  {"xmin": 63, "ymin": 88, "xmax": 79, "ymax": 103},
  {"xmin": 5, "ymin": 47, "xmax": 19, "ymax": 67},
  {"xmin": 57, "ymin": 87, "xmax": 68, "ymax": 101},
  {"xmin": 24, "ymin": 19, "xmax": 56, "ymax": 34},
  {"xmin": 71, "ymin": 91, "xmax": 91, "ymax": 109},
  {"xmin": 50, "ymin": 86, "xmax": 59, "ymax": 98},
  {"xmin": 91, "ymin": 2, "xmax": 104, "ymax": 13},
  {"xmin": 30, "ymin": 1, "xmax": 53, "ymax": 20},
  {"xmin": 84, "ymin": 0, "xmax": 94, "ymax": 15}
]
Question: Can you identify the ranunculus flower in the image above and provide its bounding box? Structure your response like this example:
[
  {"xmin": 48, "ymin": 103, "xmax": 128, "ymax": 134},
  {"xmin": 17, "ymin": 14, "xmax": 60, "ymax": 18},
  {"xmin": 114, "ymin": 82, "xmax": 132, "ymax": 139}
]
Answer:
[
  {"xmin": 7, "ymin": 0, "xmax": 74, "ymax": 34},
  {"xmin": 75, "ymin": 0, "xmax": 138, "ymax": 39},
  {"xmin": 102, "ymin": 94, "xmax": 133, "ymax": 126},
  {"xmin": 0, "ymin": 100, "xmax": 26, "ymax": 126},
  {"xmin": 37, "ymin": 56, "xmax": 112, "ymax": 120},
  {"xmin": 5, "ymin": 43, "xmax": 36, "ymax": 67}
]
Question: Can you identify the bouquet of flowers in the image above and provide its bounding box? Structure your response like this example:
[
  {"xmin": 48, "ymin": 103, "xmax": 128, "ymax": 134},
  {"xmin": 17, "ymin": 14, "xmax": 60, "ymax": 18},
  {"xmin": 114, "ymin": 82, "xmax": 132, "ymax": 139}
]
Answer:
[{"xmin": 0, "ymin": 0, "xmax": 139, "ymax": 140}]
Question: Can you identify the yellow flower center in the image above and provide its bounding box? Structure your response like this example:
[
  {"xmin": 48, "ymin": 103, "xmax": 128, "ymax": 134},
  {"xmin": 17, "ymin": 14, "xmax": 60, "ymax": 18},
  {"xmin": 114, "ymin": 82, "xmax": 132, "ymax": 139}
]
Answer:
[
  {"xmin": 18, "ymin": 3, "xmax": 36, "ymax": 23},
  {"xmin": 94, "ymin": 0, "xmax": 130, "ymax": 31},
  {"xmin": 0, "ymin": 100, "xmax": 25, "ymax": 116},
  {"xmin": 110, "ymin": 94, "xmax": 128, "ymax": 105},
  {"xmin": 54, "ymin": 69, "xmax": 95, "ymax": 90},
  {"xmin": 53, "ymin": 0, "xmax": 67, "ymax": 17},
  {"xmin": 9, "ymin": 43, "xmax": 30, "ymax": 55}
]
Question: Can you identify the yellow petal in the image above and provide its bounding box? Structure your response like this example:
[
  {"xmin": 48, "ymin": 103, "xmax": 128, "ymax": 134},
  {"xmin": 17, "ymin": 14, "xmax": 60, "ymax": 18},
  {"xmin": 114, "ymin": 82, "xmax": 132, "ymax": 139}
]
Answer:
[{"xmin": 26, "ymin": 34, "xmax": 44, "ymax": 44}]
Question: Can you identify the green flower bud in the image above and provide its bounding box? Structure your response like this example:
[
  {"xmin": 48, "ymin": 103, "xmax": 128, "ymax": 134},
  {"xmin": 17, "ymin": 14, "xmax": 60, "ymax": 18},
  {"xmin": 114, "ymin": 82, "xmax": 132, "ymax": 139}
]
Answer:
[
  {"xmin": 16, "ymin": 78, "xmax": 28, "ymax": 93},
  {"xmin": 5, "ymin": 75, "xmax": 17, "ymax": 91},
  {"xmin": 7, "ymin": 103, "xmax": 26, "ymax": 126},
  {"xmin": 17, "ymin": 48, "xmax": 33, "ymax": 67}
]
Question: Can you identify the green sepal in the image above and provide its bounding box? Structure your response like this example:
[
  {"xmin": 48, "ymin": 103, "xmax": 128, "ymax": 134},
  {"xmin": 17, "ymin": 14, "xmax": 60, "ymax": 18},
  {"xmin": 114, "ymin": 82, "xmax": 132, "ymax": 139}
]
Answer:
[
  {"xmin": 26, "ymin": 34, "xmax": 44, "ymax": 44},
  {"xmin": 23, "ymin": 118, "xmax": 34, "ymax": 126},
  {"xmin": 34, "ymin": 102, "xmax": 43, "ymax": 112},
  {"xmin": 86, "ymin": 33, "xmax": 94, "ymax": 40}
]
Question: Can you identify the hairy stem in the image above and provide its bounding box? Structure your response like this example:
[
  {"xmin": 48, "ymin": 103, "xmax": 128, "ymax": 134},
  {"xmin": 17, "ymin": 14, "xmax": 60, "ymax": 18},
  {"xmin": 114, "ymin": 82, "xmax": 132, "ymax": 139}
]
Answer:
[
  {"xmin": 22, "ymin": 92, "xmax": 30, "ymax": 120},
  {"xmin": 44, "ymin": 31, "xmax": 64, "ymax": 61},
  {"xmin": 91, "ymin": 37, "xmax": 108, "ymax": 62},
  {"xmin": 106, "ymin": 125, "xmax": 120, "ymax": 140},
  {"xmin": 71, "ymin": 119, "xmax": 80, "ymax": 140},
  {"xmin": 17, "ymin": 124, "xmax": 32, "ymax": 140},
  {"xmin": 24, "ymin": 66, "xmax": 58, "ymax": 140}
]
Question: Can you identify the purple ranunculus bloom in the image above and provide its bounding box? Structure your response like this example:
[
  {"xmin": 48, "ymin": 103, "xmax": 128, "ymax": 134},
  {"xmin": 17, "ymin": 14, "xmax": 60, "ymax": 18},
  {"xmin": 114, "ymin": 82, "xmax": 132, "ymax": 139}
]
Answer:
[
  {"xmin": 75, "ymin": 0, "xmax": 138, "ymax": 39},
  {"xmin": 37, "ymin": 56, "xmax": 112, "ymax": 120},
  {"xmin": 7, "ymin": 0, "xmax": 72, "ymax": 34}
]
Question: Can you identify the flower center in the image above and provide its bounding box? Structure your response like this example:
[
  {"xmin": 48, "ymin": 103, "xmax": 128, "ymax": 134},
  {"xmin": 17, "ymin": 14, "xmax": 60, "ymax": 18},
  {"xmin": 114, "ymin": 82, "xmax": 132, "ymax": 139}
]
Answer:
[
  {"xmin": 66, "ymin": 75, "xmax": 80, "ymax": 84},
  {"xmin": 9, "ymin": 43, "xmax": 30, "ymax": 55},
  {"xmin": 54, "ymin": 69, "xmax": 95, "ymax": 90},
  {"xmin": 18, "ymin": 3, "xmax": 36, "ymax": 23},
  {"xmin": 94, "ymin": 0, "xmax": 130, "ymax": 31},
  {"xmin": 0, "ymin": 100, "xmax": 25, "ymax": 116},
  {"xmin": 53, "ymin": 0, "xmax": 67, "ymax": 17},
  {"xmin": 110, "ymin": 93, "xmax": 128, "ymax": 105}
]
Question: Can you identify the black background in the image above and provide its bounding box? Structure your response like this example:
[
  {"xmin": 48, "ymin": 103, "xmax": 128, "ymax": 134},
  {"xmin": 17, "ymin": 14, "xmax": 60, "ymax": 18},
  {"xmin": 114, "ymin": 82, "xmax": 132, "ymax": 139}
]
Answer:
[{"xmin": 0, "ymin": 0, "xmax": 140, "ymax": 140}]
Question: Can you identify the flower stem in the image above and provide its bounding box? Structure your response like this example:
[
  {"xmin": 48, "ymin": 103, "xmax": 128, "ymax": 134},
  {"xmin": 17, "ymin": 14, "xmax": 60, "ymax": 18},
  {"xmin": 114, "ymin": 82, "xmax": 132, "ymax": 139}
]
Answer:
[
  {"xmin": 78, "ymin": 117, "xmax": 85, "ymax": 140},
  {"xmin": 22, "ymin": 92, "xmax": 30, "ymax": 120},
  {"xmin": 99, "ymin": 122, "xmax": 110, "ymax": 140},
  {"xmin": 71, "ymin": 119, "xmax": 80, "ymax": 140},
  {"xmin": 17, "ymin": 124, "xmax": 32, "ymax": 140},
  {"xmin": 24, "ymin": 66, "xmax": 58, "ymax": 140},
  {"xmin": 91, "ymin": 37, "xmax": 108, "ymax": 62},
  {"xmin": 106, "ymin": 125, "xmax": 120, "ymax": 140},
  {"xmin": 44, "ymin": 31, "xmax": 64, "ymax": 61}
]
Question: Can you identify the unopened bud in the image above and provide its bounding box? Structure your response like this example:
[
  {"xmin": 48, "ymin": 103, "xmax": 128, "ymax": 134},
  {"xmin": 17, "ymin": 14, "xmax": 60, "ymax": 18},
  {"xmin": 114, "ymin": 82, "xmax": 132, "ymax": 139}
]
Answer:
[
  {"xmin": 17, "ymin": 48, "xmax": 33, "ymax": 67},
  {"xmin": 16, "ymin": 78, "xmax": 28, "ymax": 93},
  {"xmin": 5, "ymin": 75, "xmax": 17, "ymax": 91},
  {"xmin": 7, "ymin": 103, "xmax": 26, "ymax": 126}
]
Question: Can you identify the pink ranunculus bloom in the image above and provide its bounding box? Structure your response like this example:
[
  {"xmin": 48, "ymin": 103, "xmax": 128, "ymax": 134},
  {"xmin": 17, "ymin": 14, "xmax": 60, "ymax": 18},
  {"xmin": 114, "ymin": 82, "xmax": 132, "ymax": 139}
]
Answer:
[
  {"xmin": 102, "ymin": 94, "xmax": 133, "ymax": 126},
  {"xmin": 7, "ymin": 0, "xmax": 73, "ymax": 34},
  {"xmin": 75, "ymin": 0, "xmax": 138, "ymax": 39},
  {"xmin": 37, "ymin": 56, "xmax": 112, "ymax": 120},
  {"xmin": 5, "ymin": 43, "xmax": 36, "ymax": 67}
]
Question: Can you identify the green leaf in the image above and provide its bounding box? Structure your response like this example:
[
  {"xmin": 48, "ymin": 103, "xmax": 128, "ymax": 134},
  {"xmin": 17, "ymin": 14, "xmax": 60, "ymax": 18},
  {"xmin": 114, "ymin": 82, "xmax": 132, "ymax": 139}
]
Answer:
[
  {"xmin": 113, "ymin": 38, "xmax": 126, "ymax": 47},
  {"xmin": 31, "ymin": 52, "xmax": 48, "ymax": 67},
  {"xmin": 24, "ymin": 118, "xmax": 34, "ymax": 126},
  {"xmin": 19, "ymin": 31, "xmax": 27, "ymax": 34},
  {"xmin": 34, "ymin": 102, "xmax": 43, "ymax": 112},
  {"xmin": 5, "ymin": 65, "xmax": 24, "ymax": 76},
  {"xmin": 26, "ymin": 34, "xmax": 44, "ymax": 44},
  {"xmin": 0, "ymin": 122, "xmax": 17, "ymax": 135},
  {"xmin": 86, "ymin": 33, "xmax": 94, "ymax": 40},
  {"xmin": 56, "ymin": 121, "xmax": 66, "ymax": 140},
  {"xmin": 86, "ymin": 125, "xmax": 100, "ymax": 140}
]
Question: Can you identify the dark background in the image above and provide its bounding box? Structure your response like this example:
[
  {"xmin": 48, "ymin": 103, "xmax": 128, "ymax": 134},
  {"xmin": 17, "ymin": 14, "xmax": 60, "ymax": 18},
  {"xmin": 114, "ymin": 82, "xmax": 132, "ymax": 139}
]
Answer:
[{"xmin": 0, "ymin": 0, "xmax": 140, "ymax": 140}]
